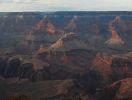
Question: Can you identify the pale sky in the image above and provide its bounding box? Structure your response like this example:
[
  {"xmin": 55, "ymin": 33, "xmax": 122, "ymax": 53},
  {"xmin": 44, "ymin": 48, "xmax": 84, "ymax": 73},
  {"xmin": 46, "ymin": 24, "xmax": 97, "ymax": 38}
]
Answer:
[{"xmin": 0, "ymin": 0, "xmax": 131, "ymax": 12}]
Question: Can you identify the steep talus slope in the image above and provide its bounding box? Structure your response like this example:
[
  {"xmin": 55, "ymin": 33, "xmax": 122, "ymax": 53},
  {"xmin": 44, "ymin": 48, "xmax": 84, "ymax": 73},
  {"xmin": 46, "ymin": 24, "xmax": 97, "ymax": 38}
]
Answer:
[
  {"xmin": 35, "ymin": 33, "xmax": 96, "ymax": 79},
  {"xmin": 0, "ymin": 12, "xmax": 132, "ymax": 52},
  {"xmin": 49, "ymin": 32, "xmax": 88, "ymax": 51},
  {"xmin": 105, "ymin": 16, "xmax": 125, "ymax": 46},
  {"xmin": 0, "ymin": 12, "xmax": 132, "ymax": 100}
]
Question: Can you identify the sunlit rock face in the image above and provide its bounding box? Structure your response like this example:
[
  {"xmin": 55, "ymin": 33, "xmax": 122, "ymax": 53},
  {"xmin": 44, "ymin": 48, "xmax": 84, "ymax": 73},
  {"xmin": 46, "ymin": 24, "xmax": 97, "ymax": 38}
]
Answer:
[
  {"xmin": 48, "ymin": 32, "xmax": 88, "ymax": 51},
  {"xmin": 0, "ymin": 12, "xmax": 132, "ymax": 52},
  {"xmin": 105, "ymin": 29, "xmax": 124, "ymax": 46},
  {"xmin": 34, "ymin": 33, "xmax": 96, "ymax": 80},
  {"xmin": 30, "ymin": 16, "xmax": 57, "ymax": 34},
  {"xmin": 91, "ymin": 53, "xmax": 113, "ymax": 83},
  {"xmin": 0, "ymin": 12, "xmax": 132, "ymax": 100},
  {"xmin": 105, "ymin": 16, "xmax": 125, "ymax": 46}
]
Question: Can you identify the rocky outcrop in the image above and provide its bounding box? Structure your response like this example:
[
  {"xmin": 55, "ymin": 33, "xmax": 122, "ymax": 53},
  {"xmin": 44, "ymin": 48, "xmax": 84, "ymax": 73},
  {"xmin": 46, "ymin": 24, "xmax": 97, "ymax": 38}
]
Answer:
[
  {"xmin": 49, "ymin": 32, "xmax": 88, "ymax": 51},
  {"xmin": 92, "ymin": 53, "xmax": 112, "ymax": 83},
  {"xmin": 3, "ymin": 57, "xmax": 21, "ymax": 78},
  {"xmin": 1, "ymin": 12, "xmax": 132, "ymax": 53},
  {"xmin": 91, "ymin": 52, "xmax": 132, "ymax": 84},
  {"xmin": 0, "ymin": 13, "xmax": 40, "ymax": 33},
  {"xmin": 105, "ymin": 16, "xmax": 125, "ymax": 46},
  {"xmin": 31, "ymin": 16, "xmax": 57, "ymax": 34},
  {"xmin": 97, "ymin": 78, "xmax": 132, "ymax": 100},
  {"xmin": 111, "ymin": 57, "xmax": 132, "ymax": 82},
  {"xmin": 65, "ymin": 16, "xmax": 79, "ymax": 31}
]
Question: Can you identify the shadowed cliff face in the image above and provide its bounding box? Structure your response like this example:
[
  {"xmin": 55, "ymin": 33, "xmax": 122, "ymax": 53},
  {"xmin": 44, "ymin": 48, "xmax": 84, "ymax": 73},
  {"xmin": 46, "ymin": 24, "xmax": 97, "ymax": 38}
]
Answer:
[
  {"xmin": 111, "ymin": 57, "xmax": 132, "ymax": 82},
  {"xmin": 0, "ymin": 13, "xmax": 40, "ymax": 33},
  {"xmin": 0, "ymin": 50, "xmax": 96, "ymax": 81},
  {"xmin": 0, "ymin": 12, "xmax": 132, "ymax": 52},
  {"xmin": 0, "ymin": 12, "xmax": 132, "ymax": 100},
  {"xmin": 0, "ymin": 33, "xmax": 97, "ymax": 81},
  {"xmin": 35, "ymin": 33, "xmax": 96, "ymax": 77}
]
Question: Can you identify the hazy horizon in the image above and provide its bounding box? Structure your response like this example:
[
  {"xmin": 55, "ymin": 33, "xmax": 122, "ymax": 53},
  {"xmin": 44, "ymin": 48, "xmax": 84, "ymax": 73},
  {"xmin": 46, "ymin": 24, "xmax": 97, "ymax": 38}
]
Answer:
[{"xmin": 0, "ymin": 0, "xmax": 132, "ymax": 12}]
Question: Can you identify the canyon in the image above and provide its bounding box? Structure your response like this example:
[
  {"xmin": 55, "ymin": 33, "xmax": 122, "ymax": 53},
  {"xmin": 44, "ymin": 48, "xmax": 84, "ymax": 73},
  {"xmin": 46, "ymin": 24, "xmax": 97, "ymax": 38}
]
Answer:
[{"xmin": 0, "ymin": 12, "xmax": 131, "ymax": 100}]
